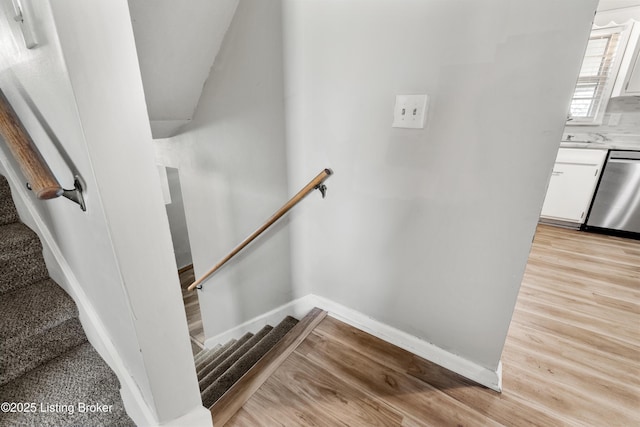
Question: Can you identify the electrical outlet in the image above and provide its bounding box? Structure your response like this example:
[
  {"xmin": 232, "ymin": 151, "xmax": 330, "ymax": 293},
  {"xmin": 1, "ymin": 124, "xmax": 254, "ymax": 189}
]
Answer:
[{"xmin": 392, "ymin": 94, "xmax": 428, "ymax": 129}]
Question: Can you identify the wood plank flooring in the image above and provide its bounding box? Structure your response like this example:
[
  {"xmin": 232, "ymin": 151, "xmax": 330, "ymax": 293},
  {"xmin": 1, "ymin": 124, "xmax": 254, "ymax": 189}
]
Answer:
[
  {"xmin": 178, "ymin": 265, "xmax": 205, "ymax": 354},
  {"xmin": 227, "ymin": 225, "xmax": 640, "ymax": 426}
]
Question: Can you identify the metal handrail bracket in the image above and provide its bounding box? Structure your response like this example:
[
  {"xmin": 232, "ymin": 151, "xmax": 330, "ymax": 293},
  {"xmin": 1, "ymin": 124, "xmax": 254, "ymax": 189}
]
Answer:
[{"xmin": 0, "ymin": 89, "xmax": 86, "ymax": 211}]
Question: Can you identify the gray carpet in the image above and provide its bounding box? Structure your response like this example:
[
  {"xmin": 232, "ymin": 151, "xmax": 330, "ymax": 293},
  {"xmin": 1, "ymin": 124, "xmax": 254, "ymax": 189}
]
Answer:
[
  {"xmin": 198, "ymin": 325, "xmax": 273, "ymax": 394},
  {"xmin": 0, "ymin": 175, "xmax": 134, "ymax": 426},
  {"xmin": 194, "ymin": 342, "xmax": 227, "ymax": 372},
  {"xmin": 1, "ymin": 343, "xmax": 133, "ymax": 426},
  {"xmin": 0, "ymin": 222, "xmax": 49, "ymax": 295},
  {"xmin": 198, "ymin": 332, "xmax": 254, "ymax": 390},
  {"xmin": 0, "ymin": 175, "xmax": 18, "ymax": 226}
]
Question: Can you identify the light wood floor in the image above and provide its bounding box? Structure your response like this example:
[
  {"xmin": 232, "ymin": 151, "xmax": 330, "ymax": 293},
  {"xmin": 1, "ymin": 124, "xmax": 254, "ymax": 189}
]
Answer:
[
  {"xmin": 227, "ymin": 225, "xmax": 640, "ymax": 426},
  {"xmin": 178, "ymin": 265, "xmax": 205, "ymax": 355}
]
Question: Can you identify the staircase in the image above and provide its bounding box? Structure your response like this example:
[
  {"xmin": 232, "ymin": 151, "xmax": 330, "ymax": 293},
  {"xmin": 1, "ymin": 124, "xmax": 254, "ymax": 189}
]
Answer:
[
  {"xmin": 196, "ymin": 316, "xmax": 298, "ymax": 408},
  {"xmin": 0, "ymin": 175, "xmax": 134, "ymax": 426},
  {"xmin": 195, "ymin": 308, "xmax": 327, "ymax": 425}
]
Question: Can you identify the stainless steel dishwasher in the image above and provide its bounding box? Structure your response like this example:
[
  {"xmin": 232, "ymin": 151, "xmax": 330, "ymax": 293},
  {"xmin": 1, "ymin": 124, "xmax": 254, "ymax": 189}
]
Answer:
[{"xmin": 586, "ymin": 150, "xmax": 640, "ymax": 235}]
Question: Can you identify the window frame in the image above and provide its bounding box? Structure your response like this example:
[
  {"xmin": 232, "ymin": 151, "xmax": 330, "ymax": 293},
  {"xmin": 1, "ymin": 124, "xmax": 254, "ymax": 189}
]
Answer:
[{"xmin": 567, "ymin": 23, "xmax": 633, "ymax": 126}]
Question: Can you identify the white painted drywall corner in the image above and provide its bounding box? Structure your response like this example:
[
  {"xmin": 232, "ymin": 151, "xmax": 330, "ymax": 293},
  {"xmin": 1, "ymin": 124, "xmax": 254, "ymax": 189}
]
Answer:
[{"xmin": 48, "ymin": 0, "xmax": 203, "ymax": 421}]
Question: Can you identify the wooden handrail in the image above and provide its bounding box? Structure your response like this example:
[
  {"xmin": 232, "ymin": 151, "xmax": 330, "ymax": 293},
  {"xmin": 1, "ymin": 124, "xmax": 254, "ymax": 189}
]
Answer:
[
  {"xmin": 188, "ymin": 168, "xmax": 333, "ymax": 291},
  {"xmin": 0, "ymin": 89, "xmax": 63, "ymax": 199}
]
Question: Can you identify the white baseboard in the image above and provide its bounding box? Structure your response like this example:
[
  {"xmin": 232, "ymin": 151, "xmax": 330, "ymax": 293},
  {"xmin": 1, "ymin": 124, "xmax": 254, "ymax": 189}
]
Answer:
[
  {"xmin": 203, "ymin": 293, "xmax": 502, "ymax": 392},
  {"xmin": 203, "ymin": 295, "xmax": 316, "ymax": 349},
  {"xmin": 0, "ymin": 161, "xmax": 160, "ymax": 426},
  {"xmin": 159, "ymin": 406, "xmax": 212, "ymax": 427},
  {"xmin": 306, "ymin": 294, "xmax": 503, "ymax": 392}
]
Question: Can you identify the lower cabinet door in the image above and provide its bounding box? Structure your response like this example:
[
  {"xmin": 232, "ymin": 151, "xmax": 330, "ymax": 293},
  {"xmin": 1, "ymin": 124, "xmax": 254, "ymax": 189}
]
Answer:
[{"xmin": 541, "ymin": 163, "xmax": 600, "ymax": 223}]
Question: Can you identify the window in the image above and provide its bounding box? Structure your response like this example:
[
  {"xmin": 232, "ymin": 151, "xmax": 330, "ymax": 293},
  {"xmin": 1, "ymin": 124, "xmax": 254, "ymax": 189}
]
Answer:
[{"xmin": 568, "ymin": 25, "xmax": 628, "ymax": 125}]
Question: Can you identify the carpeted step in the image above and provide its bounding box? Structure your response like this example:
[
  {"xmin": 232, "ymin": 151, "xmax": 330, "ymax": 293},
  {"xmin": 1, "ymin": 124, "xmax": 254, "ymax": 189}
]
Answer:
[
  {"xmin": 198, "ymin": 333, "xmax": 253, "ymax": 388},
  {"xmin": 0, "ymin": 175, "xmax": 19, "ymax": 226},
  {"xmin": 194, "ymin": 343, "xmax": 221, "ymax": 366},
  {"xmin": 198, "ymin": 325, "xmax": 273, "ymax": 396},
  {"xmin": 1, "ymin": 317, "xmax": 87, "ymax": 386},
  {"xmin": 0, "ymin": 342, "xmax": 134, "ymax": 427},
  {"xmin": 0, "ymin": 222, "xmax": 49, "ymax": 295},
  {"xmin": 194, "ymin": 343, "xmax": 224, "ymax": 366},
  {"xmin": 0, "ymin": 174, "xmax": 133, "ymax": 425},
  {"xmin": 201, "ymin": 316, "xmax": 298, "ymax": 408},
  {"xmin": 0, "ymin": 278, "xmax": 80, "ymax": 351},
  {"xmin": 195, "ymin": 342, "xmax": 232, "ymax": 373}
]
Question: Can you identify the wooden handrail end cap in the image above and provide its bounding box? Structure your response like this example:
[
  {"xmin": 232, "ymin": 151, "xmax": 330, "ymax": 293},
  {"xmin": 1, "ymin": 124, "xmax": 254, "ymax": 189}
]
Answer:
[{"xmin": 36, "ymin": 187, "xmax": 64, "ymax": 200}]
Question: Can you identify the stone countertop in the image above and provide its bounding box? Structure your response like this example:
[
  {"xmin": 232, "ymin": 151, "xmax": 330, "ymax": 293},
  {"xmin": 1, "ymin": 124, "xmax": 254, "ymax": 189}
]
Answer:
[
  {"xmin": 560, "ymin": 131, "xmax": 639, "ymax": 151},
  {"xmin": 560, "ymin": 141, "xmax": 640, "ymax": 151}
]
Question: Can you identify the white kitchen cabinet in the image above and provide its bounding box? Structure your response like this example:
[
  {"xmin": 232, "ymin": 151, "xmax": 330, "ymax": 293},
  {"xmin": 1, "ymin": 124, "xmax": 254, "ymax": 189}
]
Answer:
[
  {"xmin": 624, "ymin": 50, "xmax": 640, "ymax": 95},
  {"xmin": 612, "ymin": 21, "xmax": 640, "ymax": 97},
  {"xmin": 540, "ymin": 148, "xmax": 608, "ymax": 225}
]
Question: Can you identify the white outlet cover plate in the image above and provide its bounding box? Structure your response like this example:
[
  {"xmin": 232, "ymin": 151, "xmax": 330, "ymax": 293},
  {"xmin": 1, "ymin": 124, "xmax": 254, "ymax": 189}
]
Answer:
[{"xmin": 392, "ymin": 94, "xmax": 428, "ymax": 129}]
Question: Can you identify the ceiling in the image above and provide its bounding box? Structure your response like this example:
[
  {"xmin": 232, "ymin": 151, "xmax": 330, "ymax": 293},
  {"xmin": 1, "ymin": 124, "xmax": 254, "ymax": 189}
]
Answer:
[{"xmin": 129, "ymin": 0, "xmax": 239, "ymax": 138}]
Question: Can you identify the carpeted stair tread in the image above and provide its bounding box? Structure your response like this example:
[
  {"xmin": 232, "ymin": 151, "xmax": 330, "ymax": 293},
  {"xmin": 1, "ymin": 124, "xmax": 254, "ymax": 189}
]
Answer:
[
  {"xmin": 0, "ymin": 342, "xmax": 134, "ymax": 426},
  {"xmin": 0, "ymin": 222, "xmax": 48, "ymax": 295},
  {"xmin": 0, "ymin": 175, "xmax": 19, "ymax": 226},
  {"xmin": 201, "ymin": 316, "xmax": 298, "ymax": 408},
  {"xmin": 0, "ymin": 251, "xmax": 48, "ymax": 296},
  {"xmin": 1, "ymin": 317, "xmax": 87, "ymax": 386},
  {"xmin": 0, "ymin": 221, "xmax": 43, "ymax": 254},
  {"xmin": 198, "ymin": 333, "xmax": 253, "ymax": 387},
  {"xmin": 195, "ymin": 342, "xmax": 233, "ymax": 373},
  {"xmin": 195, "ymin": 342, "xmax": 226, "ymax": 367},
  {"xmin": 0, "ymin": 278, "xmax": 79, "ymax": 346},
  {"xmin": 195, "ymin": 343, "xmax": 221, "ymax": 362},
  {"xmin": 194, "ymin": 343, "xmax": 222, "ymax": 366},
  {"xmin": 199, "ymin": 325, "xmax": 273, "ymax": 395}
]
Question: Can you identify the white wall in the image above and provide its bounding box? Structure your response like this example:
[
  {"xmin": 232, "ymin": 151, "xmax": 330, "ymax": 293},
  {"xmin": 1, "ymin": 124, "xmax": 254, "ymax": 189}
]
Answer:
[
  {"xmin": 154, "ymin": 0, "xmax": 292, "ymax": 339},
  {"xmin": 282, "ymin": 0, "xmax": 598, "ymax": 371},
  {"xmin": 0, "ymin": 0, "xmax": 203, "ymax": 424},
  {"xmin": 165, "ymin": 167, "xmax": 193, "ymax": 269}
]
